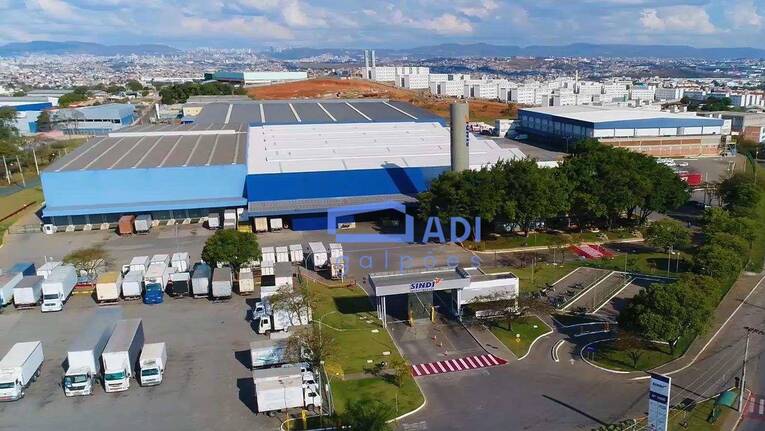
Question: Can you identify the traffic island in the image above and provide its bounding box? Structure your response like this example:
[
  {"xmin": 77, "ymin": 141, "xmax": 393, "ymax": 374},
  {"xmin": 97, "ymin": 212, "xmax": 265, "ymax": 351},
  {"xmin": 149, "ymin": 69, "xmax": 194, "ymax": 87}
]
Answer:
[{"xmin": 487, "ymin": 315, "xmax": 552, "ymax": 359}]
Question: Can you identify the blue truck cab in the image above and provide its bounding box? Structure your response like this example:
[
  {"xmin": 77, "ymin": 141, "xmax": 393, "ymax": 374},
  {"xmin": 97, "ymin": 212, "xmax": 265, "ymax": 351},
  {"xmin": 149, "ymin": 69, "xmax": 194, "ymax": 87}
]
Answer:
[{"xmin": 143, "ymin": 282, "xmax": 164, "ymax": 304}]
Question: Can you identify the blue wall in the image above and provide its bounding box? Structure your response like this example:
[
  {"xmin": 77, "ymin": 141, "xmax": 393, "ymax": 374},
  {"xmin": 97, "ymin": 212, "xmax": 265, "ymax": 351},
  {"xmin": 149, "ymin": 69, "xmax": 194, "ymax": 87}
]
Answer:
[
  {"xmin": 42, "ymin": 164, "xmax": 247, "ymax": 217},
  {"xmin": 246, "ymin": 166, "xmax": 446, "ymax": 202}
]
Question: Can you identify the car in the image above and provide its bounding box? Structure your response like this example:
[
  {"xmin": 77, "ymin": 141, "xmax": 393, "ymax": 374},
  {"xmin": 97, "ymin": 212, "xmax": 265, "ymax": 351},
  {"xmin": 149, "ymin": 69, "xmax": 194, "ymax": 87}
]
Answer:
[
  {"xmin": 676, "ymin": 161, "xmax": 689, "ymax": 167},
  {"xmin": 657, "ymin": 158, "xmax": 676, "ymax": 167}
]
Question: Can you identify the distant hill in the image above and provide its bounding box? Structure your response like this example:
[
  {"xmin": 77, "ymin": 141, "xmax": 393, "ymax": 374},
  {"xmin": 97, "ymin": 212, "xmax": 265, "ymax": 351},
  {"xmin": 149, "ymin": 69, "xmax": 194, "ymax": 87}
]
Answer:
[
  {"xmin": 0, "ymin": 41, "xmax": 181, "ymax": 56},
  {"xmin": 273, "ymin": 43, "xmax": 765, "ymax": 60}
]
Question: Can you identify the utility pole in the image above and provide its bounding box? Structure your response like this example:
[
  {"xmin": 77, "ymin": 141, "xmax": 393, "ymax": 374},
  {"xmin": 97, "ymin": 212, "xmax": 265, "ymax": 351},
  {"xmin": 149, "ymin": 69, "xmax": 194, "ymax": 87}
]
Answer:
[
  {"xmin": 15, "ymin": 155, "xmax": 25, "ymax": 187},
  {"xmin": 667, "ymin": 246, "xmax": 673, "ymax": 276},
  {"xmin": 740, "ymin": 326, "xmax": 765, "ymax": 411},
  {"xmin": 2, "ymin": 155, "xmax": 10, "ymax": 185},
  {"xmin": 32, "ymin": 147, "xmax": 39, "ymax": 176}
]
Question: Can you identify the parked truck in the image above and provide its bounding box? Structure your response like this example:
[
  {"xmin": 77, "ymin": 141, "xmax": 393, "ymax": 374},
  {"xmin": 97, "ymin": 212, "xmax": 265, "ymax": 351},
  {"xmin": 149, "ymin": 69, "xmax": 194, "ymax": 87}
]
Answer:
[
  {"xmin": 129, "ymin": 256, "xmax": 150, "ymax": 274},
  {"xmin": 138, "ymin": 342, "xmax": 167, "ymax": 386},
  {"xmin": 191, "ymin": 263, "xmax": 211, "ymax": 298},
  {"xmin": 63, "ymin": 308, "xmax": 120, "ymax": 396},
  {"xmin": 41, "ymin": 265, "xmax": 77, "ymax": 312},
  {"xmin": 0, "ymin": 272, "xmax": 22, "ymax": 306},
  {"xmin": 307, "ymin": 242, "xmax": 328, "ymax": 270},
  {"xmin": 171, "ymin": 252, "xmax": 190, "ymax": 273},
  {"xmin": 289, "ymin": 244, "xmax": 303, "ymax": 263},
  {"xmin": 252, "ymin": 364, "xmax": 318, "ymax": 414},
  {"xmin": 9, "ymin": 262, "xmax": 36, "ymax": 277},
  {"xmin": 13, "ymin": 276, "xmax": 43, "ymax": 308},
  {"xmin": 144, "ymin": 263, "xmax": 171, "ymax": 289},
  {"xmin": 269, "ymin": 218, "xmax": 283, "ymax": 231},
  {"xmin": 134, "ymin": 214, "xmax": 152, "ymax": 234},
  {"xmin": 207, "ymin": 212, "xmax": 220, "ymax": 230},
  {"xmin": 223, "ymin": 209, "xmax": 237, "ymax": 229},
  {"xmin": 102, "ymin": 319, "xmax": 144, "ymax": 393},
  {"xmin": 36, "ymin": 261, "xmax": 61, "ymax": 279},
  {"xmin": 121, "ymin": 271, "xmax": 144, "ymax": 300},
  {"xmin": 211, "ymin": 267, "xmax": 233, "ymax": 300},
  {"xmin": 329, "ymin": 243, "xmax": 344, "ymax": 280},
  {"xmin": 118, "ymin": 215, "xmax": 135, "ymax": 235},
  {"xmin": 0, "ymin": 341, "xmax": 44, "ymax": 401},
  {"xmin": 254, "ymin": 217, "xmax": 268, "ymax": 233},
  {"xmin": 95, "ymin": 272, "xmax": 122, "ymax": 304},
  {"xmin": 169, "ymin": 272, "xmax": 190, "ymax": 298},
  {"xmin": 143, "ymin": 283, "xmax": 164, "ymax": 305},
  {"xmin": 253, "ymin": 298, "xmax": 312, "ymax": 335},
  {"xmin": 150, "ymin": 254, "xmax": 170, "ymax": 267},
  {"xmin": 249, "ymin": 339, "xmax": 288, "ymax": 369},
  {"xmin": 238, "ymin": 268, "xmax": 255, "ymax": 296}
]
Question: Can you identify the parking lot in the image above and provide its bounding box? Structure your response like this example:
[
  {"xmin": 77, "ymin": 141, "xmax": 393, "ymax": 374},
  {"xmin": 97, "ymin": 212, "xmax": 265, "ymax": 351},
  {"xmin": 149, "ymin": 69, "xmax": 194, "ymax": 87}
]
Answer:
[
  {"xmin": 546, "ymin": 267, "xmax": 611, "ymax": 310},
  {"xmin": 561, "ymin": 271, "xmax": 631, "ymax": 314},
  {"xmin": 595, "ymin": 276, "xmax": 671, "ymax": 322},
  {"xmin": 0, "ymin": 294, "xmax": 289, "ymax": 431}
]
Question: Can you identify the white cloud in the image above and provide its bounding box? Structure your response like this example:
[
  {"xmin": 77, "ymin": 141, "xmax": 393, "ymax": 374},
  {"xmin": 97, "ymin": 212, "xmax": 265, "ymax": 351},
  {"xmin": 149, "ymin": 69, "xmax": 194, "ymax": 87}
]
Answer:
[
  {"xmin": 422, "ymin": 14, "xmax": 473, "ymax": 35},
  {"xmin": 24, "ymin": 0, "xmax": 77, "ymax": 19},
  {"xmin": 458, "ymin": 0, "xmax": 498, "ymax": 19},
  {"xmin": 179, "ymin": 16, "xmax": 294, "ymax": 40},
  {"xmin": 726, "ymin": 0, "xmax": 763, "ymax": 28},
  {"xmin": 640, "ymin": 5, "xmax": 717, "ymax": 34},
  {"xmin": 282, "ymin": 1, "xmax": 327, "ymax": 28}
]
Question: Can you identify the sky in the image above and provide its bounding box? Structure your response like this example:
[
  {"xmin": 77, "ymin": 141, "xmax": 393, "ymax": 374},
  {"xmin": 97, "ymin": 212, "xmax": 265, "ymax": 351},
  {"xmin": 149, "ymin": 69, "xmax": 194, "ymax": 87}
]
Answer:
[{"xmin": 0, "ymin": 0, "xmax": 764, "ymax": 49}]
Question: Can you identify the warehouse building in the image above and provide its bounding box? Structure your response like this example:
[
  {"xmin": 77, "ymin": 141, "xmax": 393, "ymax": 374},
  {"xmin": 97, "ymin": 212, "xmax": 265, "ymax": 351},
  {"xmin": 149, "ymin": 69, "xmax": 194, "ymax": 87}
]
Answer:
[
  {"xmin": 40, "ymin": 99, "xmax": 521, "ymax": 230},
  {"xmin": 51, "ymin": 104, "xmax": 136, "ymax": 136},
  {"xmin": 517, "ymin": 105, "xmax": 727, "ymax": 157},
  {"xmin": 206, "ymin": 71, "xmax": 308, "ymax": 86},
  {"xmin": 0, "ymin": 96, "xmax": 53, "ymax": 134}
]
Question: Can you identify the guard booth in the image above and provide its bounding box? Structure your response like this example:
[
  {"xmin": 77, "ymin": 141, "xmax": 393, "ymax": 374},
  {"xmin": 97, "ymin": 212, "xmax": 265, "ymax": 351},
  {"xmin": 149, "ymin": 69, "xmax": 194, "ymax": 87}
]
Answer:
[{"xmin": 369, "ymin": 266, "xmax": 519, "ymax": 327}]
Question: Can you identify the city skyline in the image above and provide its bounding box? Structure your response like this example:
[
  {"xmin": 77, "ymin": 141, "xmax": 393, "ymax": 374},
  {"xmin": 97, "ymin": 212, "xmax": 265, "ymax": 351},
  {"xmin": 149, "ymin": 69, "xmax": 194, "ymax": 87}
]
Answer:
[{"xmin": 1, "ymin": 0, "xmax": 764, "ymax": 49}]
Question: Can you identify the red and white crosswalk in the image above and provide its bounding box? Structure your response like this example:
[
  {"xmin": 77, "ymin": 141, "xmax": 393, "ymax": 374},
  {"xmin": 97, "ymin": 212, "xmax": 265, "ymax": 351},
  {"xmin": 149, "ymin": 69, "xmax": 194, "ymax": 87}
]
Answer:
[
  {"xmin": 411, "ymin": 354, "xmax": 507, "ymax": 377},
  {"xmin": 744, "ymin": 394, "xmax": 765, "ymax": 421}
]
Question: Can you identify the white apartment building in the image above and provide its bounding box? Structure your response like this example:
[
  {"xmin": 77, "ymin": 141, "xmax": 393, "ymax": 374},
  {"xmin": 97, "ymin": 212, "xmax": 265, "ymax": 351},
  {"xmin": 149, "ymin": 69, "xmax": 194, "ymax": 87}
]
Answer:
[
  {"xmin": 465, "ymin": 81, "xmax": 498, "ymax": 100},
  {"xmin": 683, "ymin": 90, "xmax": 707, "ymax": 101},
  {"xmin": 552, "ymin": 90, "xmax": 578, "ymax": 107},
  {"xmin": 399, "ymin": 74, "xmax": 430, "ymax": 89},
  {"xmin": 630, "ymin": 87, "xmax": 656, "ymax": 102},
  {"xmin": 430, "ymin": 80, "xmax": 465, "ymax": 97},
  {"xmin": 603, "ymin": 82, "xmax": 630, "ymax": 101},
  {"xmin": 655, "ymin": 87, "xmax": 685, "ymax": 101},
  {"xmin": 510, "ymin": 86, "xmax": 537, "ymax": 105},
  {"xmin": 730, "ymin": 93, "xmax": 764, "ymax": 107},
  {"xmin": 371, "ymin": 66, "xmax": 397, "ymax": 82}
]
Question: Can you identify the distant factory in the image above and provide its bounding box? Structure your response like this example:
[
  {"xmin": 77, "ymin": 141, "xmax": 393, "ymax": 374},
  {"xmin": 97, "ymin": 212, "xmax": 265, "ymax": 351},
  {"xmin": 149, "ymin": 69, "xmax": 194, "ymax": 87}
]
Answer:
[{"xmin": 205, "ymin": 71, "xmax": 308, "ymax": 86}]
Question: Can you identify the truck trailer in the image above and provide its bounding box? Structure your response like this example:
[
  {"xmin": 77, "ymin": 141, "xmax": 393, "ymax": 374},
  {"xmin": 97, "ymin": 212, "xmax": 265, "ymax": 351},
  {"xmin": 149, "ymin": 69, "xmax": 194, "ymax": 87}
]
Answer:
[
  {"xmin": 211, "ymin": 267, "xmax": 233, "ymax": 300},
  {"xmin": 95, "ymin": 272, "xmax": 122, "ymax": 304},
  {"xmin": 9, "ymin": 262, "xmax": 36, "ymax": 277},
  {"xmin": 0, "ymin": 341, "xmax": 44, "ymax": 401},
  {"xmin": 307, "ymin": 242, "xmax": 328, "ymax": 270},
  {"xmin": 134, "ymin": 214, "xmax": 152, "ymax": 234},
  {"xmin": 207, "ymin": 213, "xmax": 220, "ymax": 230},
  {"xmin": 118, "ymin": 215, "xmax": 135, "ymax": 235},
  {"xmin": 102, "ymin": 319, "xmax": 145, "ymax": 393},
  {"xmin": 121, "ymin": 271, "xmax": 144, "ymax": 300},
  {"xmin": 191, "ymin": 263, "xmax": 211, "ymax": 298},
  {"xmin": 36, "ymin": 261, "xmax": 61, "ymax": 279},
  {"xmin": 41, "ymin": 265, "xmax": 77, "ymax": 312},
  {"xmin": 171, "ymin": 252, "xmax": 190, "ymax": 273},
  {"xmin": 150, "ymin": 254, "xmax": 170, "ymax": 267},
  {"xmin": 169, "ymin": 272, "xmax": 190, "ymax": 297},
  {"xmin": 13, "ymin": 276, "xmax": 43, "ymax": 308},
  {"xmin": 249, "ymin": 339, "xmax": 288, "ymax": 369},
  {"xmin": 144, "ymin": 263, "xmax": 171, "ymax": 289},
  {"xmin": 289, "ymin": 244, "xmax": 303, "ymax": 263},
  {"xmin": 238, "ymin": 268, "xmax": 255, "ymax": 296},
  {"xmin": 253, "ymin": 217, "xmax": 268, "ymax": 233},
  {"xmin": 0, "ymin": 272, "xmax": 23, "ymax": 306},
  {"xmin": 223, "ymin": 209, "xmax": 237, "ymax": 229},
  {"xmin": 139, "ymin": 342, "xmax": 167, "ymax": 386},
  {"xmin": 63, "ymin": 308, "xmax": 120, "ymax": 396}
]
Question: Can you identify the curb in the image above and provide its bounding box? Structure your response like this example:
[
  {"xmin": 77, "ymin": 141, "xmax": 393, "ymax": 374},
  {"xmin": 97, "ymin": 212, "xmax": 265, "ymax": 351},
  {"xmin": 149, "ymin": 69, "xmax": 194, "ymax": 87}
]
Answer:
[
  {"xmin": 579, "ymin": 339, "xmax": 633, "ymax": 375},
  {"xmin": 462, "ymin": 321, "xmax": 517, "ymax": 362},
  {"xmin": 552, "ymin": 339, "xmax": 565, "ymax": 362},
  {"xmin": 468, "ymin": 237, "xmax": 644, "ymax": 255},
  {"xmin": 517, "ymin": 318, "xmax": 554, "ymax": 361}
]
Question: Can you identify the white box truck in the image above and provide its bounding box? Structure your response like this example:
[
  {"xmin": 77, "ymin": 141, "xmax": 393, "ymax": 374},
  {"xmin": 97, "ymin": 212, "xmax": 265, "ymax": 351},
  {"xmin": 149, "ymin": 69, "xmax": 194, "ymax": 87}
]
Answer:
[
  {"xmin": 289, "ymin": 244, "xmax": 303, "ymax": 263},
  {"xmin": 171, "ymin": 252, "xmax": 190, "ymax": 273},
  {"xmin": 95, "ymin": 272, "xmax": 122, "ymax": 304},
  {"xmin": 191, "ymin": 263, "xmax": 211, "ymax": 298},
  {"xmin": 122, "ymin": 271, "xmax": 144, "ymax": 300},
  {"xmin": 211, "ymin": 267, "xmax": 233, "ymax": 300},
  {"xmin": 260, "ymin": 261, "xmax": 274, "ymax": 277},
  {"xmin": 254, "ymin": 299, "xmax": 312, "ymax": 335},
  {"xmin": 41, "ymin": 265, "xmax": 77, "ymax": 312},
  {"xmin": 275, "ymin": 246, "xmax": 290, "ymax": 263},
  {"xmin": 63, "ymin": 308, "xmax": 120, "ymax": 396},
  {"xmin": 129, "ymin": 256, "xmax": 150, "ymax": 274},
  {"xmin": 207, "ymin": 212, "xmax": 220, "ymax": 230},
  {"xmin": 223, "ymin": 209, "xmax": 237, "ymax": 229},
  {"xmin": 0, "ymin": 341, "xmax": 44, "ymax": 401},
  {"xmin": 269, "ymin": 218, "xmax": 283, "ymax": 231},
  {"xmin": 144, "ymin": 263, "xmax": 171, "ymax": 289},
  {"xmin": 254, "ymin": 217, "xmax": 268, "ymax": 233},
  {"xmin": 36, "ymin": 261, "xmax": 62, "ymax": 279},
  {"xmin": 261, "ymin": 247, "xmax": 275, "ymax": 264},
  {"xmin": 329, "ymin": 243, "xmax": 344, "ymax": 279},
  {"xmin": 139, "ymin": 342, "xmax": 167, "ymax": 387},
  {"xmin": 238, "ymin": 268, "xmax": 255, "ymax": 296},
  {"xmin": 150, "ymin": 254, "xmax": 170, "ymax": 267},
  {"xmin": 134, "ymin": 214, "xmax": 152, "ymax": 234},
  {"xmin": 253, "ymin": 367, "xmax": 304, "ymax": 414},
  {"xmin": 0, "ymin": 272, "xmax": 23, "ymax": 306},
  {"xmin": 13, "ymin": 276, "xmax": 43, "ymax": 308},
  {"xmin": 102, "ymin": 319, "xmax": 145, "ymax": 393},
  {"xmin": 250, "ymin": 339, "xmax": 288, "ymax": 369},
  {"xmin": 307, "ymin": 242, "xmax": 328, "ymax": 270}
]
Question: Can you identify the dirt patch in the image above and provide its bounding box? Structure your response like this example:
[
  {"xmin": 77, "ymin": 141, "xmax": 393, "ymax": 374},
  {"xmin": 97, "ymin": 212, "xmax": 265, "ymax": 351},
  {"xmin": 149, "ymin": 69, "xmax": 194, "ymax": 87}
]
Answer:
[{"xmin": 247, "ymin": 78, "xmax": 518, "ymax": 123}]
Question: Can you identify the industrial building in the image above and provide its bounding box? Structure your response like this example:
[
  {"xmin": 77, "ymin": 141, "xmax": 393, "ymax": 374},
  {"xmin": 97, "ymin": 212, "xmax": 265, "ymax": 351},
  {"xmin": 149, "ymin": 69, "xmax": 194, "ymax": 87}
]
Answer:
[
  {"xmin": 517, "ymin": 105, "xmax": 727, "ymax": 157},
  {"xmin": 698, "ymin": 111, "xmax": 765, "ymax": 143},
  {"xmin": 0, "ymin": 96, "xmax": 53, "ymax": 134},
  {"xmin": 40, "ymin": 99, "xmax": 521, "ymax": 230},
  {"xmin": 206, "ymin": 71, "xmax": 308, "ymax": 86},
  {"xmin": 50, "ymin": 104, "xmax": 136, "ymax": 136}
]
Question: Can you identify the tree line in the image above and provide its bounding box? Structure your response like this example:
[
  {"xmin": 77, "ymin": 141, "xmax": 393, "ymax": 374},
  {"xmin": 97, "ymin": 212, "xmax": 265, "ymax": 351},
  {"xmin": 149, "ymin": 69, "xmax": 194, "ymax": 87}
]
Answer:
[
  {"xmin": 159, "ymin": 82, "xmax": 247, "ymax": 105},
  {"xmin": 418, "ymin": 140, "xmax": 690, "ymax": 236}
]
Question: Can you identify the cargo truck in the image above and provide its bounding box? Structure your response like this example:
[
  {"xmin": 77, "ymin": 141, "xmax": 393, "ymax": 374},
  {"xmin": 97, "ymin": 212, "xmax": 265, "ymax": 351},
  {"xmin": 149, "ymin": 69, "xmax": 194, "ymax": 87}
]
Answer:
[
  {"xmin": 191, "ymin": 263, "xmax": 211, "ymax": 298},
  {"xmin": 253, "ymin": 299, "xmax": 312, "ymax": 335},
  {"xmin": 238, "ymin": 268, "xmax": 255, "ymax": 296},
  {"xmin": 138, "ymin": 342, "xmax": 167, "ymax": 386},
  {"xmin": 171, "ymin": 252, "xmax": 190, "ymax": 273},
  {"xmin": 0, "ymin": 272, "xmax": 22, "ymax": 306},
  {"xmin": 36, "ymin": 261, "xmax": 61, "ymax": 279},
  {"xmin": 223, "ymin": 209, "xmax": 237, "ymax": 229},
  {"xmin": 254, "ymin": 217, "xmax": 268, "ymax": 233},
  {"xmin": 102, "ymin": 319, "xmax": 144, "ymax": 393},
  {"xmin": 211, "ymin": 267, "xmax": 233, "ymax": 300},
  {"xmin": 63, "ymin": 308, "xmax": 120, "ymax": 396},
  {"xmin": 275, "ymin": 246, "xmax": 289, "ymax": 263},
  {"xmin": 118, "ymin": 215, "xmax": 135, "ymax": 235},
  {"xmin": 41, "ymin": 265, "xmax": 77, "ymax": 312},
  {"xmin": 129, "ymin": 256, "xmax": 150, "ymax": 274},
  {"xmin": 329, "ymin": 243, "xmax": 344, "ymax": 280},
  {"xmin": 289, "ymin": 244, "xmax": 303, "ymax": 263},
  {"xmin": 95, "ymin": 272, "xmax": 122, "ymax": 304},
  {"xmin": 261, "ymin": 247, "xmax": 275, "ymax": 264},
  {"xmin": 150, "ymin": 254, "xmax": 170, "ymax": 267},
  {"xmin": 169, "ymin": 272, "xmax": 190, "ymax": 297},
  {"xmin": 13, "ymin": 276, "xmax": 43, "ymax": 308},
  {"xmin": 9, "ymin": 262, "xmax": 36, "ymax": 276},
  {"xmin": 143, "ymin": 283, "xmax": 164, "ymax": 304},
  {"xmin": 250, "ymin": 339, "xmax": 288, "ymax": 369},
  {"xmin": 207, "ymin": 212, "xmax": 220, "ymax": 230},
  {"xmin": 0, "ymin": 341, "xmax": 44, "ymax": 401},
  {"xmin": 269, "ymin": 218, "xmax": 283, "ymax": 231},
  {"xmin": 252, "ymin": 365, "xmax": 318, "ymax": 414},
  {"xmin": 134, "ymin": 214, "xmax": 152, "ymax": 234},
  {"xmin": 122, "ymin": 271, "xmax": 144, "ymax": 300},
  {"xmin": 144, "ymin": 263, "xmax": 171, "ymax": 289},
  {"xmin": 307, "ymin": 242, "xmax": 328, "ymax": 270}
]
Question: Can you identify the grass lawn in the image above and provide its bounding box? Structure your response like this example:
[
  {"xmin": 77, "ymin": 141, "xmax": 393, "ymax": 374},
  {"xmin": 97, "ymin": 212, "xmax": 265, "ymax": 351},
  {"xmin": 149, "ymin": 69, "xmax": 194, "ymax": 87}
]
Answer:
[
  {"xmin": 746, "ymin": 187, "xmax": 765, "ymax": 272},
  {"xmin": 0, "ymin": 187, "xmax": 43, "ymax": 246},
  {"xmin": 627, "ymin": 392, "xmax": 738, "ymax": 431},
  {"xmin": 591, "ymin": 333, "xmax": 694, "ymax": 371},
  {"xmin": 464, "ymin": 229, "xmax": 636, "ymax": 251},
  {"xmin": 486, "ymin": 261, "xmax": 583, "ymax": 293},
  {"xmin": 309, "ymin": 280, "xmax": 423, "ymax": 418},
  {"xmin": 488, "ymin": 315, "xmax": 551, "ymax": 358},
  {"xmin": 586, "ymin": 250, "xmax": 692, "ymax": 276}
]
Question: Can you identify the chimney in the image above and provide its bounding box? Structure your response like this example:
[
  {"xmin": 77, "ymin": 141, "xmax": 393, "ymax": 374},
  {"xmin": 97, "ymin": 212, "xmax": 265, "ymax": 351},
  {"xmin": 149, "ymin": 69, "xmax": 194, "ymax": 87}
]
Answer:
[
  {"xmin": 363, "ymin": 50, "xmax": 370, "ymax": 79},
  {"xmin": 371, "ymin": 50, "xmax": 376, "ymax": 78},
  {"xmin": 450, "ymin": 102, "xmax": 469, "ymax": 172}
]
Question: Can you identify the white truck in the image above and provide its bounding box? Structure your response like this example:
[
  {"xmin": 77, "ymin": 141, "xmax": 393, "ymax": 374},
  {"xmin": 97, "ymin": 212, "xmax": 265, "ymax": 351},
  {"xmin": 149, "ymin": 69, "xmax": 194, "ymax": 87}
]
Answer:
[
  {"xmin": 252, "ymin": 367, "xmax": 303, "ymax": 414},
  {"xmin": 329, "ymin": 243, "xmax": 345, "ymax": 280},
  {"xmin": 134, "ymin": 214, "xmax": 152, "ymax": 234},
  {"xmin": 0, "ymin": 272, "xmax": 23, "ymax": 306},
  {"xmin": 254, "ymin": 217, "xmax": 268, "ymax": 233},
  {"xmin": 41, "ymin": 265, "xmax": 77, "ymax": 312},
  {"xmin": 261, "ymin": 247, "xmax": 276, "ymax": 265},
  {"xmin": 191, "ymin": 264, "xmax": 211, "ymax": 298},
  {"xmin": 211, "ymin": 267, "xmax": 233, "ymax": 300},
  {"xmin": 102, "ymin": 319, "xmax": 145, "ymax": 393},
  {"xmin": 275, "ymin": 246, "xmax": 290, "ymax": 263},
  {"xmin": 171, "ymin": 252, "xmax": 190, "ymax": 273},
  {"xmin": 13, "ymin": 276, "xmax": 43, "ymax": 308},
  {"xmin": 253, "ymin": 299, "xmax": 312, "ymax": 335},
  {"xmin": 129, "ymin": 256, "xmax": 150, "ymax": 274},
  {"xmin": 0, "ymin": 341, "xmax": 44, "ymax": 401},
  {"xmin": 36, "ymin": 261, "xmax": 62, "ymax": 279},
  {"xmin": 307, "ymin": 242, "xmax": 328, "ymax": 270},
  {"xmin": 121, "ymin": 271, "xmax": 144, "ymax": 300},
  {"xmin": 95, "ymin": 272, "xmax": 122, "ymax": 304},
  {"xmin": 63, "ymin": 308, "xmax": 120, "ymax": 396},
  {"xmin": 223, "ymin": 209, "xmax": 237, "ymax": 229},
  {"xmin": 250, "ymin": 339, "xmax": 288, "ymax": 369},
  {"xmin": 150, "ymin": 254, "xmax": 170, "ymax": 267},
  {"xmin": 144, "ymin": 263, "xmax": 171, "ymax": 289},
  {"xmin": 289, "ymin": 244, "xmax": 303, "ymax": 263},
  {"xmin": 238, "ymin": 268, "xmax": 255, "ymax": 296},
  {"xmin": 207, "ymin": 212, "xmax": 220, "ymax": 230},
  {"xmin": 139, "ymin": 342, "xmax": 167, "ymax": 387},
  {"xmin": 269, "ymin": 218, "xmax": 283, "ymax": 231}
]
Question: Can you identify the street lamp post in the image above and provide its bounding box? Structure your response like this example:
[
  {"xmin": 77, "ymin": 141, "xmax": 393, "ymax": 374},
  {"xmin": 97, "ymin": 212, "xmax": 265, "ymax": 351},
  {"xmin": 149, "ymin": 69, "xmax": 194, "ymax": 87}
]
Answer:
[{"xmin": 739, "ymin": 326, "xmax": 765, "ymax": 411}]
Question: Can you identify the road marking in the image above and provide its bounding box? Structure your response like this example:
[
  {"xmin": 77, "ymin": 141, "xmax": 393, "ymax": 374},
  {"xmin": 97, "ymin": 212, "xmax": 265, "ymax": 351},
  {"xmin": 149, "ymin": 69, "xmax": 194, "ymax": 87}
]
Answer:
[
  {"xmin": 412, "ymin": 365, "xmax": 421, "ymax": 376},
  {"xmin": 759, "ymin": 399, "xmax": 764, "ymax": 415},
  {"xmin": 445, "ymin": 361, "xmax": 454, "ymax": 371},
  {"xmin": 436, "ymin": 362, "xmax": 446, "ymax": 373},
  {"xmin": 452, "ymin": 360, "xmax": 462, "ymax": 371},
  {"xmin": 411, "ymin": 354, "xmax": 507, "ymax": 378}
]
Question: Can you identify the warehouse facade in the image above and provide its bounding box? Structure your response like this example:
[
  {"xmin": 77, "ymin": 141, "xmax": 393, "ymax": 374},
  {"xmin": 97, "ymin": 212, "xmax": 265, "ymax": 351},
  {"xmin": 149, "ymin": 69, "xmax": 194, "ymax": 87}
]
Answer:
[{"xmin": 518, "ymin": 106, "xmax": 727, "ymax": 157}]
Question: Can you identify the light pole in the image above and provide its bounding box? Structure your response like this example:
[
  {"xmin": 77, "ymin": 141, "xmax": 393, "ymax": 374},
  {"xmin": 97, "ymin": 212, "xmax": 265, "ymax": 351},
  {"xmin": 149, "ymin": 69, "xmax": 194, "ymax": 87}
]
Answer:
[
  {"xmin": 739, "ymin": 326, "xmax": 765, "ymax": 411},
  {"xmin": 667, "ymin": 246, "xmax": 673, "ymax": 276}
]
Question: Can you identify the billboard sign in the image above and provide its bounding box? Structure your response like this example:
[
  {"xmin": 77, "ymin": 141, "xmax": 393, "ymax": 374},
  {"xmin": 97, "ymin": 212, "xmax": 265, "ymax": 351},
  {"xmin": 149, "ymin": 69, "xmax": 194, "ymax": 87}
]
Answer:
[{"xmin": 647, "ymin": 374, "xmax": 671, "ymax": 431}]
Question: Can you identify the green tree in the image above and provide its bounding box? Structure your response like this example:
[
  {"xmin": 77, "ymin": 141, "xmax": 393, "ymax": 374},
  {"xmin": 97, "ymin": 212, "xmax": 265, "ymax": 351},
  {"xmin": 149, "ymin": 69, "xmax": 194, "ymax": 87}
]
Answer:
[
  {"xmin": 200, "ymin": 229, "xmax": 261, "ymax": 272},
  {"xmin": 106, "ymin": 85, "xmax": 125, "ymax": 95},
  {"xmin": 707, "ymin": 232, "xmax": 750, "ymax": 257},
  {"xmin": 718, "ymin": 173, "xmax": 761, "ymax": 215},
  {"xmin": 285, "ymin": 324, "xmax": 335, "ymax": 370},
  {"xmin": 126, "ymin": 80, "xmax": 144, "ymax": 92},
  {"xmin": 58, "ymin": 91, "xmax": 89, "ymax": 107},
  {"xmin": 644, "ymin": 219, "xmax": 691, "ymax": 251},
  {"xmin": 694, "ymin": 244, "xmax": 745, "ymax": 280},
  {"xmin": 341, "ymin": 397, "xmax": 394, "ymax": 431},
  {"xmin": 614, "ymin": 332, "xmax": 649, "ymax": 369},
  {"xmin": 36, "ymin": 110, "xmax": 51, "ymax": 132}
]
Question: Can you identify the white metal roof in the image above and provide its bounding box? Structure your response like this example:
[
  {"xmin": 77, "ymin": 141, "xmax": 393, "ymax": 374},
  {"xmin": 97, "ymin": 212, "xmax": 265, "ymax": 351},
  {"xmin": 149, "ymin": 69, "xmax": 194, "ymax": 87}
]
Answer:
[
  {"xmin": 247, "ymin": 121, "xmax": 521, "ymax": 174},
  {"xmin": 522, "ymin": 105, "xmax": 708, "ymax": 123}
]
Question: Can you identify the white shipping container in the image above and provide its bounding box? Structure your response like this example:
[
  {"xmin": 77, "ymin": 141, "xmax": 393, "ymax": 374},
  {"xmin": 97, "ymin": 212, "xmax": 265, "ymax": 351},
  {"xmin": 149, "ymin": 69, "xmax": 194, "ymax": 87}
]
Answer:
[
  {"xmin": 144, "ymin": 263, "xmax": 170, "ymax": 288},
  {"xmin": 129, "ymin": 256, "xmax": 150, "ymax": 273},
  {"xmin": 122, "ymin": 271, "xmax": 144, "ymax": 298},
  {"xmin": 95, "ymin": 272, "xmax": 122, "ymax": 303},
  {"xmin": 260, "ymin": 261, "xmax": 274, "ymax": 277},
  {"xmin": 238, "ymin": 268, "xmax": 255, "ymax": 295},
  {"xmin": 261, "ymin": 247, "xmax": 275, "ymax": 264},
  {"xmin": 211, "ymin": 267, "xmax": 233, "ymax": 299},
  {"xmin": 171, "ymin": 252, "xmax": 190, "ymax": 273},
  {"xmin": 0, "ymin": 272, "xmax": 23, "ymax": 306},
  {"xmin": 150, "ymin": 254, "xmax": 170, "ymax": 267},
  {"xmin": 207, "ymin": 213, "xmax": 220, "ymax": 229},
  {"xmin": 134, "ymin": 214, "xmax": 152, "ymax": 233},
  {"xmin": 223, "ymin": 209, "xmax": 237, "ymax": 229},
  {"xmin": 289, "ymin": 244, "xmax": 304, "ymax": 263},
  {"xmin": 275, "ymin": 246, "xmax": 289, "ymax": 263},
  {"xmin": 254, "ymin": 217, "xmax": 268, "ymax": 233},
  {"xmin": 308, "ymin": 242, "xmax": 328, "ymax": 269},
  {"xmin": 269, "ymin": 218, "xmax": 283, "ymax": 231}
]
